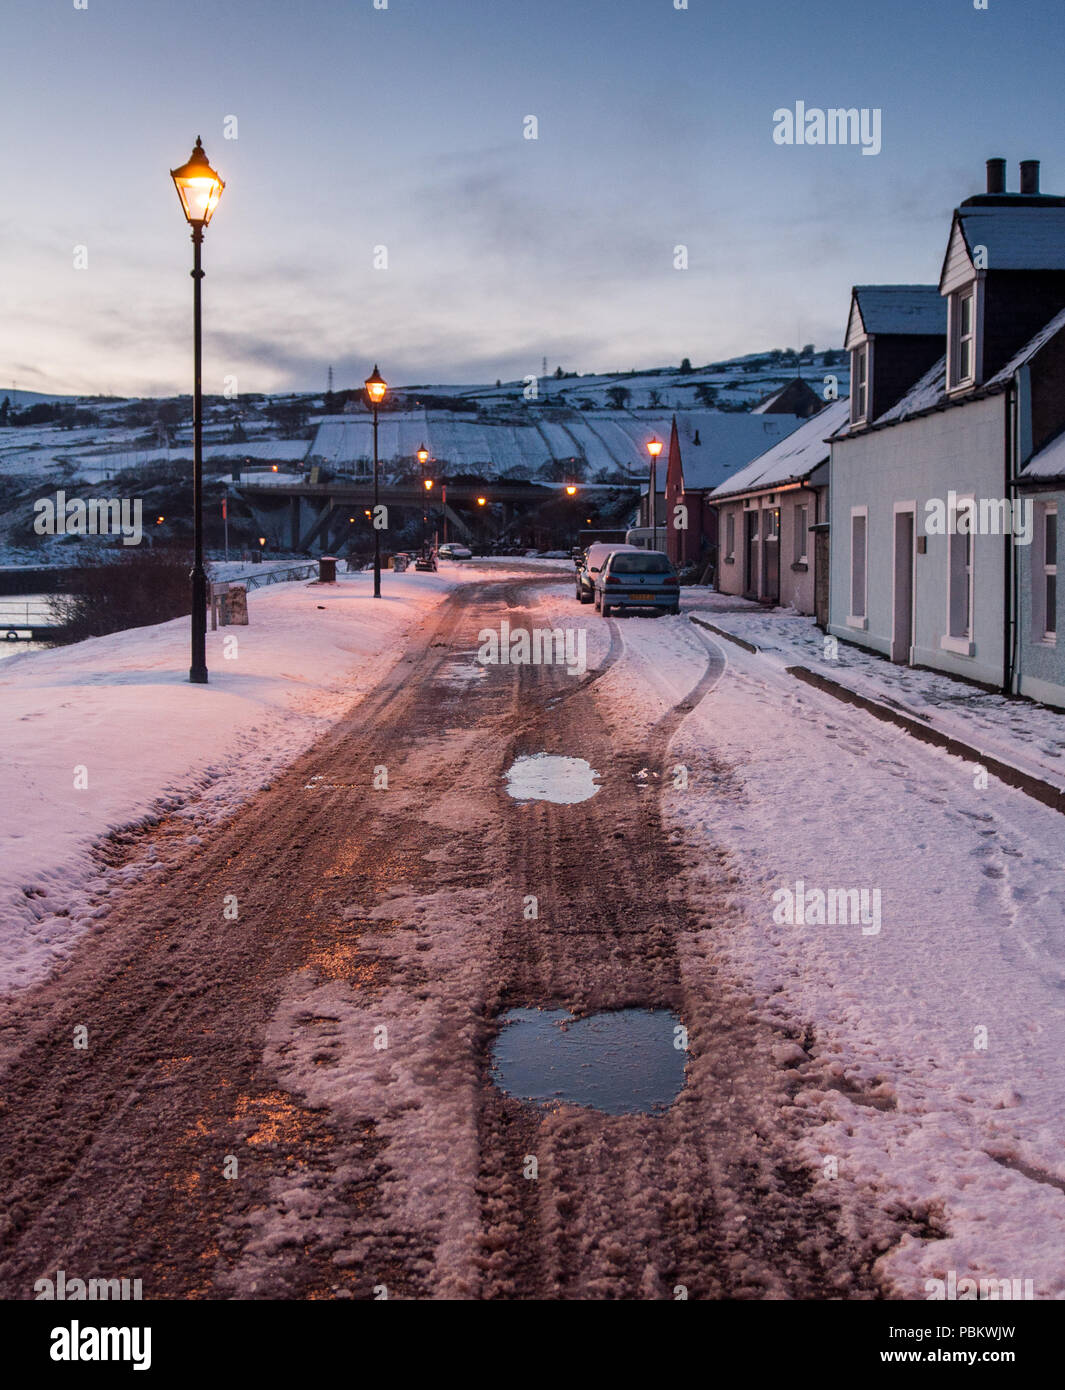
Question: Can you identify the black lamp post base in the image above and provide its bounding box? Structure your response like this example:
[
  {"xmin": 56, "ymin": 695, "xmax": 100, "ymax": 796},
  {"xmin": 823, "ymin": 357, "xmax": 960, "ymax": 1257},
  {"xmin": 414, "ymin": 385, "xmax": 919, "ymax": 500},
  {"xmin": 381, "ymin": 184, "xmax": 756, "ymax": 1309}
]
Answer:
[{"xmin": 189, "ymin": 667, "xmax": 209, "ymax": 684}]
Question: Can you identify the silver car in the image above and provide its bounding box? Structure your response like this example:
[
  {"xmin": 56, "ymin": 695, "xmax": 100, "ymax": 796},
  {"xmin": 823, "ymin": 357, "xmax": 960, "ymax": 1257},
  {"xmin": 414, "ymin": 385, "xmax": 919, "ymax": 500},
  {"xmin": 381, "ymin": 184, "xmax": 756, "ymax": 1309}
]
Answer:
[
  {"xmin": 575, "ymin": 541, "xmax": 641, "ymax": 604},
  {"xmin": 594, "ymin": 549, "xmax": 680, "ymax": 616}
]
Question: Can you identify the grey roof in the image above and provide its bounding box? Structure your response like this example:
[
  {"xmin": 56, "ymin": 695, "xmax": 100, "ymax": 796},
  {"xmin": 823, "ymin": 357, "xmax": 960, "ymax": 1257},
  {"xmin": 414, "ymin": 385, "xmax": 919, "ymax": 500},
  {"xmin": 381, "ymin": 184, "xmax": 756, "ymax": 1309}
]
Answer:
[
  {"xmin": 956, "ymin": 207, "xmax": 1065, "ymax": 271},
  {"xmin": 852, "ymin": 285, "xmax": 946, "ymax": 336},
  {"xmin": 673, "ymin": 415, "xmax": 805, "ymax": 490},
  {"xmin": 711, "ymin": 400, "xmax": 850, "ymax": 499}
]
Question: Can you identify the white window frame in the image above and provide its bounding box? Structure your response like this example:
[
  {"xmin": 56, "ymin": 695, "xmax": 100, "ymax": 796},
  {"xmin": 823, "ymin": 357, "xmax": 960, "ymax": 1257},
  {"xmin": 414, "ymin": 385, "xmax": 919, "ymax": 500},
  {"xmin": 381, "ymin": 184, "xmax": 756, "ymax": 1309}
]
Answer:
[
  {"xmin": 794, "ymin": 502, "xmax": 809, "ymax": 565},
  {"xmin": 1040, "ymin": 502, "xmax": 1057, "ymax": 643},
  {"xmin": 851, "ymin": 342, "xmax": 871, "ymax": 423},
  {"xmin": 942, "ymin": 494, "xmax": 975, "ymax": 655},
  {"xmin": 948, "ymin": 284, "xmax": 982, "ymax": 391},
  {"xmin": 848, "ymin": 506, "xmax": 868, "ymax": 629}
]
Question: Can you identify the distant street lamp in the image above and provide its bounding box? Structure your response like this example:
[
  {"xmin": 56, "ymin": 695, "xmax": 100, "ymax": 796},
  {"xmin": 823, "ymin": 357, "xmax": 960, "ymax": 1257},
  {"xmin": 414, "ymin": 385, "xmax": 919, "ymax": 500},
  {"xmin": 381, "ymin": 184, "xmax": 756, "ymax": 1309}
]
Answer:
[
  {"xmin": 646, "ymin": 436, "xmax": 663, "ymax": 551},
  {"xmin": 171, "ymin": 136, "xmax": 224, "ymax": 683},
  {"xmin": 365, "ymin": 365, "xmax": 387, "ymax": 596},
  {"xmin": 417, "ymin": 444, "xmax": 430, "ymax": 544}
]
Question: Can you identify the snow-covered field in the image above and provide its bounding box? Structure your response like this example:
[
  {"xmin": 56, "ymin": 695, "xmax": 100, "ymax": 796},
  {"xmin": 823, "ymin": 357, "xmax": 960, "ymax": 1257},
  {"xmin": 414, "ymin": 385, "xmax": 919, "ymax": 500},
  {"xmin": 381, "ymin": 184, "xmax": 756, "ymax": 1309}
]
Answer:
[{"xmin": 0, "ymin": 565, "xmax": 505, "ymax": 993}]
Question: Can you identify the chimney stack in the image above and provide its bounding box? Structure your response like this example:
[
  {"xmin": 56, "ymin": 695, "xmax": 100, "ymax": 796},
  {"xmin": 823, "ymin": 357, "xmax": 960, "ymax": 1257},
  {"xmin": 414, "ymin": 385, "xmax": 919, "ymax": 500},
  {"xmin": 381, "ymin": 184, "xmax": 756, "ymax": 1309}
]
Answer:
[
  {"xmin": 1020, "ymin": 159, "xmax": 1041, "ymax": 195},
  {"xmin": 986, "ymin": 158, "xmax": 1006, "ymax": 194}
]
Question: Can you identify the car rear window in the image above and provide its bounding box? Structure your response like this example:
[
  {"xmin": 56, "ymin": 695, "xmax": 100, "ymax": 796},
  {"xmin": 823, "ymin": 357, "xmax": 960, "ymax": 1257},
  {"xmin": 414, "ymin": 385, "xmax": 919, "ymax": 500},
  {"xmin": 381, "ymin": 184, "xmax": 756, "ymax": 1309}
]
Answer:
[{"xmin": 609, "ymin": 552, "xmax": 673, "ymax": 574}]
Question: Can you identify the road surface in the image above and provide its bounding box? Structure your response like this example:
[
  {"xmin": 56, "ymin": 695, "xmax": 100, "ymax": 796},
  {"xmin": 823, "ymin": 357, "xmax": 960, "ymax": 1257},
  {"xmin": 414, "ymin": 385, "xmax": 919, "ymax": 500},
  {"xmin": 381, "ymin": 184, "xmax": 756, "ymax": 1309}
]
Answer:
[{"xmin": 0, "ymin": 576, "xmax": 882, "ymax": 1299}]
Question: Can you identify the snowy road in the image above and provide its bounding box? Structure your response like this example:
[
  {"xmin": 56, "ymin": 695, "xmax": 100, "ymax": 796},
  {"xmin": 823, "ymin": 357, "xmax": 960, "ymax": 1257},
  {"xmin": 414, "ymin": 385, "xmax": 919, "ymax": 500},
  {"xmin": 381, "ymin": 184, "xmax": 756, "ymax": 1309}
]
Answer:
[
  {"xmin": 1, "ymin": 575, "xmax": 1062, "ymax": 1299},
  {"xmin": 0, "ymin": 577, "xmax": 884, "ymax": 1300}
]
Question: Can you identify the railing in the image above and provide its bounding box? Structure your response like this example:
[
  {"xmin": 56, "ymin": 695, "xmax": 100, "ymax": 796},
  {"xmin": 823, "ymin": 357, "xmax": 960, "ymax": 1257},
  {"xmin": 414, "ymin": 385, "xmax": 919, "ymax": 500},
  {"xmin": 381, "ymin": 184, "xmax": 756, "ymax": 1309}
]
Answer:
[{"xmin": 233, "ymin": 562, "xmax": 320, "ymax": 593}]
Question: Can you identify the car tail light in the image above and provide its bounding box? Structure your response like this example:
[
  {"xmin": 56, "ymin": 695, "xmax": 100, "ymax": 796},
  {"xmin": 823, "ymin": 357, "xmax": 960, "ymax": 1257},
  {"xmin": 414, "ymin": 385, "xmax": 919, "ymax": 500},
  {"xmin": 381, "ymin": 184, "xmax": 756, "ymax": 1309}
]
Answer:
[
  {"xmin": 605, "ymin": 575, "xmax": 622, "ymax": 585},
  {"xmin": 662, "ymin": 577, "xmax": 679, "ymax": 587}
]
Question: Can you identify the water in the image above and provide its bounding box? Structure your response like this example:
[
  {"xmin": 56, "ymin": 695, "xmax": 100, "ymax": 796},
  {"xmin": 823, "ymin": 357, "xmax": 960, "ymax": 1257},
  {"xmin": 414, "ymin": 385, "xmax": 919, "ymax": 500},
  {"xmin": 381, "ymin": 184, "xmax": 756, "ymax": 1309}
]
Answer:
[
  {"xmin": 0, "ymin": 593, "xmax": 54, "ymax": 659},
  {"xmin": 503, "ymin": 754, "xmax": 601, "ymax": 805},
  {"xmin": 491, "ymin": 1007, "xmax": 688, "ymax": 1116}
]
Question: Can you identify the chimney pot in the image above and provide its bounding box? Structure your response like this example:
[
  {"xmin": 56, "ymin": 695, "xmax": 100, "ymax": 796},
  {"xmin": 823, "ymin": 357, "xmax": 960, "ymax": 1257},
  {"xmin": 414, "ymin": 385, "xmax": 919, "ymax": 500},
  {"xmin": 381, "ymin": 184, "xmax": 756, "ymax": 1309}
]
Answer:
[
  {"xmin": 1020, "ymin": 159, "xmax": 1040, "ymax": 195},
  {"xmin": 986, "ymin": 158, "xmax": 1006, "ymax": 194}
]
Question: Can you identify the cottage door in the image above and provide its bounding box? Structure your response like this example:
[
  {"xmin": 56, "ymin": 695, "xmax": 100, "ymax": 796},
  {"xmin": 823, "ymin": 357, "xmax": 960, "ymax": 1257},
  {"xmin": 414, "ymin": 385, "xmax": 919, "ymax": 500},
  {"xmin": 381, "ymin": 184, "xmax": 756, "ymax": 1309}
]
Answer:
[{"xmin": 762, "ymin": 507, "xmax": 780, "ymax": 604}]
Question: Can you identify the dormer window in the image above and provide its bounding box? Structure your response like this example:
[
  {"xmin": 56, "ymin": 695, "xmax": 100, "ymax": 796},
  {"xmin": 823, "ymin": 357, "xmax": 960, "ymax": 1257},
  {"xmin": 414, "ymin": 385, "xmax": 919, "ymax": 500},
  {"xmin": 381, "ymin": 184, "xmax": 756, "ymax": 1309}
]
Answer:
[
  {"xmin": 852, "ymin": 344, "xmax": 869, "ymax": 422},
  {"xmin": 948, "ymin": 286, "xmax": 980, "ymax": 390}
]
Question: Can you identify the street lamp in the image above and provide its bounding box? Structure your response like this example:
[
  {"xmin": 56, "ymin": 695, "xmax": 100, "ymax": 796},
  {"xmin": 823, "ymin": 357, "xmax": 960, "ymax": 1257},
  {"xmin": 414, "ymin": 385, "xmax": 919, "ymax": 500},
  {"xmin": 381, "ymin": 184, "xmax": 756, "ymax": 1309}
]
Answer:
[
  {"xmin": 417, "ymin": 445, "xmax": 430, "ymax": 545},
  {"xmin": 646, "ymin": 436, "xmax": 663, "ymax": 551},
  {"xmin": 365, "ymin": 365, "xmax": 387, "ymax": 596},
  {"xmin": 171, "ymin": 136, "xmax": 224, "ymax": 684}
]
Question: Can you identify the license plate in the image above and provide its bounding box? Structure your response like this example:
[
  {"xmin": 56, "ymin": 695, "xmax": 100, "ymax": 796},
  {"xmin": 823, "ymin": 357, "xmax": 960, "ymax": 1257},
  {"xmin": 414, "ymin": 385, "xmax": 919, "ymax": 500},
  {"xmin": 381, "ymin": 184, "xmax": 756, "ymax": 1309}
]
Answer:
[{"xmin": 627, "ymin": 592, "xmax": 655, "ymax": 600}]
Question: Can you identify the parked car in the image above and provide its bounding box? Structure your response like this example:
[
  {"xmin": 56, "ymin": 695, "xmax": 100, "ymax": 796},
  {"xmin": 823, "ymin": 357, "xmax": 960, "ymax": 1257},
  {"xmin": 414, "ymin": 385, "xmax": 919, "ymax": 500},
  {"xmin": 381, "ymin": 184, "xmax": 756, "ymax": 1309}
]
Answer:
[
  {"xmin": 575, "ymin": 541, "xmax": 641, "ymax": 604},
  {"xmin": 594, "ymin": 549, "xmax": 680, "ymax": 616},
  {"xmin": 438, "ymin": 544, "xmax": 473, "ymax": 560}
]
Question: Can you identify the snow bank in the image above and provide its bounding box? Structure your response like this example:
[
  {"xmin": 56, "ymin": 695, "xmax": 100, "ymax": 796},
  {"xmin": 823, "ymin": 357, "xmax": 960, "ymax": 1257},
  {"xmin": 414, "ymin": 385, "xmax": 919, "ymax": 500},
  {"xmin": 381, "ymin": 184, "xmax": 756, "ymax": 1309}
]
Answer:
[{"xmin": 0, "ymin": 569, "xmax": 462, "ymax": 993}]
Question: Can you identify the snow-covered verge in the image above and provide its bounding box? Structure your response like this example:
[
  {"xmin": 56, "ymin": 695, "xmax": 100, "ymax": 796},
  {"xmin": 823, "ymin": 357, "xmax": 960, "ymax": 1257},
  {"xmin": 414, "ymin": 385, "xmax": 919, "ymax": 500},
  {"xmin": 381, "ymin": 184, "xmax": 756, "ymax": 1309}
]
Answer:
[
  {"xmin": 521, "ymin": 581, "xmax": 1065, "ymax": 1299},
  {"xmin": 688, "ymin": 592, "xmax": 1065, "ymax": 791},
  {"xmin": 0, "ymin": 567, "xmax": 486, "ymax": 994}
]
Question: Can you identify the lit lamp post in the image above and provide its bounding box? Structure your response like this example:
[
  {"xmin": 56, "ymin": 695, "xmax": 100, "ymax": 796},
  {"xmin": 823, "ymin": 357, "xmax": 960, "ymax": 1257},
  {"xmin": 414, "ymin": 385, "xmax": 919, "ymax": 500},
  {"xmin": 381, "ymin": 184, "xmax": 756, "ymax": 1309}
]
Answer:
[
  {"xmin": 365, "ymin": 366, "xmax": 387, "ymax": 596},
  {"xmin": 646, "ymin": 436, "xmax": 663, "ymax": 551},
  {"xmin": 417, "ymin": 444, "xmax": 430, "ymax": 545},
  {"xmin": 170, "ymin": 137, "xmax": 224, "ymax": 684}
]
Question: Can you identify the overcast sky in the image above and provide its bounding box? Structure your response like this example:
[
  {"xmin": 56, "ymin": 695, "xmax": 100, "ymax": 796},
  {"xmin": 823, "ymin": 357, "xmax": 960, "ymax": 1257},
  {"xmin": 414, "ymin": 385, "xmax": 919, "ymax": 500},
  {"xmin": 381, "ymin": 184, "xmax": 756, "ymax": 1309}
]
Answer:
[{"xmin": 2, "ymin": 0, "xmax": 1063, "ymax": 397}]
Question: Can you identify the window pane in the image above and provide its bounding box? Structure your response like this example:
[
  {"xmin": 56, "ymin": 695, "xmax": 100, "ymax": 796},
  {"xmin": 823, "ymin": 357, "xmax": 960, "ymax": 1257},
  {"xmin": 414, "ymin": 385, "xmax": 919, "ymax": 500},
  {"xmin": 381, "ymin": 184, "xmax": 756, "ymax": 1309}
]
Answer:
[
  {"xmin": 960, "ymin": 294, "xmax": 972, "ymax": 335},
  {"xmin": 1046, "ymin": 510, "xmax": 1057, "ymax": 568},
  {"xmin": 1047, "ymin": 575, "xmax": 1057, "ymax": 634}
]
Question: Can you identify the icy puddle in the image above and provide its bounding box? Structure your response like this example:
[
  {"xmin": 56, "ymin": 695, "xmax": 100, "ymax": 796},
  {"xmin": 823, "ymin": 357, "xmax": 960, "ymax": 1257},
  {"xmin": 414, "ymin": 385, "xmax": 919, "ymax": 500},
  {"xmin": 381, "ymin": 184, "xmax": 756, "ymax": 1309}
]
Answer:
[
  {"xmin": 491, "ymin": 1007, "xmax": 688, "ymax": 1115},
  {"xmin": 503, "ymin": 754, "xmax": 600, "ymax": 804}
]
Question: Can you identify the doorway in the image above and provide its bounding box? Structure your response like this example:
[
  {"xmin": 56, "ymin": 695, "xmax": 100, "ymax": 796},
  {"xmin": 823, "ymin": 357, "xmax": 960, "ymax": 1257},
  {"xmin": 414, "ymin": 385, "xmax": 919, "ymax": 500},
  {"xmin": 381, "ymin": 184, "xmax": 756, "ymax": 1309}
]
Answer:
[{"xmin": 892, "ymin": 508, "xmax": 915, "ymax": 663}]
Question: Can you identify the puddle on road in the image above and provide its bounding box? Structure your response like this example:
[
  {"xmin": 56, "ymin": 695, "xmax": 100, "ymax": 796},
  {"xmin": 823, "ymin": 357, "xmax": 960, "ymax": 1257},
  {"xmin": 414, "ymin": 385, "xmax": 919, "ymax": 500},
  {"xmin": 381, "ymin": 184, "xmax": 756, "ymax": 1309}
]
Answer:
[
  {"xmin": 439, "ymin": 661, "xmax": 488, "ymax": 683},
  {"xmin": 503, "ymin": 754, "xmax": 600, "ymax": 804},
  {"xmin": 491, "ymin": 1007, "xmax": 688, "ymax": 1115}
]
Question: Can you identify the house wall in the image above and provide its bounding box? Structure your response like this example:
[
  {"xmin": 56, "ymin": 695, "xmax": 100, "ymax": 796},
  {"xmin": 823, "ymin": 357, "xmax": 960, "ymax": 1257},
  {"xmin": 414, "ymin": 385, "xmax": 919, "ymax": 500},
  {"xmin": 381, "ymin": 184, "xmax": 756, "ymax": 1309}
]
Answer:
[
  {"xmin": 715, "ymin": 486, "xmax": 819, "ymax": 613},
  {"xmin": 983, "ymin": 271, "xmax": 1065, "ymax": 381},
  {"xmin": 1016, "ymin": 486, "xmax": 1065, "ymax": 709},
  {"xmin": 829, "ymin": 394, "xmax": 1007, "ymax": 686},
  {"xmin": 871, "ymin": 335, "xmax": 944, "ymax": 418}
]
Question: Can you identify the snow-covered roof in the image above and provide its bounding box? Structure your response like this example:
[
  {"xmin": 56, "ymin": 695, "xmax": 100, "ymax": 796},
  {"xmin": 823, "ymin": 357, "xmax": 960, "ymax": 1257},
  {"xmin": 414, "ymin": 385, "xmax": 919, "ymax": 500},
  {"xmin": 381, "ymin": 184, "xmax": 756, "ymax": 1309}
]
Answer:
[
  {"xmin": 852, "ymin": 285, "xmax": 945, "ymax": 337},
  {"xmin": 710, "ymin": 400, "xmax": 850, "ymax": 499},
  {"xmin": 1019, "ymin": 426, "xmax": 1065, "ymax": 482},
  {"xmin": 870, "ymin": 303, "xmax": 1065, "ymax": 429},
  {"xmin": 986, "ymin": 304, "xmax": 1065, "ymax": 387},
  {"xmin": 956, "ymin": 207, "xmax": 1065, "ymax": 271},
  {"xmin": 873, "ymin": 356, "xmax": 948, "ymax": 425}
]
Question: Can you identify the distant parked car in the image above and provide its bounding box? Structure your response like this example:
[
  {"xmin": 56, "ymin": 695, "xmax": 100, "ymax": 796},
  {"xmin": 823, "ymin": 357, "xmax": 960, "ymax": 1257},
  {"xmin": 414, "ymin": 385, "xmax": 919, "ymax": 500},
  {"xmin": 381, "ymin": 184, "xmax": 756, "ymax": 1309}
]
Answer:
[
  {"xmin": 575, "ymin": 541, "xmax": 641, "ymax": 604},
  {"xmin": 594, "ymin": 549, "xmax": 679, "ymax": 616},
  {"xmin": 438, "ymin": 543, "xmax": 473, "ymax": 560}
]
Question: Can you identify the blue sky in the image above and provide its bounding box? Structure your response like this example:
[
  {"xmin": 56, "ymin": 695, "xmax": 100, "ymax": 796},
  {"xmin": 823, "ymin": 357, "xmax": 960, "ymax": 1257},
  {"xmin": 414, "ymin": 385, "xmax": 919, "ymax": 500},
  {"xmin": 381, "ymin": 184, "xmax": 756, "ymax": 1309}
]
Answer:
[{"xmin": 2, "ymin": 0, "xmax": 1063, "ymax": 396}]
